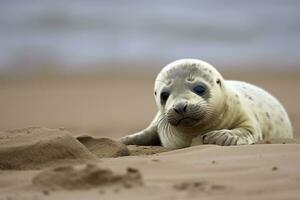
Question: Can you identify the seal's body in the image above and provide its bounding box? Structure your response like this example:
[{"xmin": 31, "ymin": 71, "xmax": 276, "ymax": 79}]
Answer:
[{"xmin": 121, "ymin": 59, "xmax": 293, "ymax": 149}]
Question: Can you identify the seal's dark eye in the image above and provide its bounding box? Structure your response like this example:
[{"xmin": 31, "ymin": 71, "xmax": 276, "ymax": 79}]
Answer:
[
  {"xmin": 160, "ymin": 92, "xmax": 170, "ymax": 102},
  {"xmin": 193, "ymin": 85, "xmax": 206, "ymax": 96}
]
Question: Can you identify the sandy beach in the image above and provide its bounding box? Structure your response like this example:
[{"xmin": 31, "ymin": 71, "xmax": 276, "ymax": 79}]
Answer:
[{"xmin": 0, "ymin": 70, "xmax": 299, "ymax": 200}]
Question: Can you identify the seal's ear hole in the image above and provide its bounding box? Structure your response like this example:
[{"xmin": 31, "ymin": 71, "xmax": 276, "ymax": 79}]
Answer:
[
  {"xmin": 216, "ymin": 79, "xmax": 221, "ymax": 86},
  {"xmin": 154, "ymin": 91, "xmax": 157, "ymax": 96}
]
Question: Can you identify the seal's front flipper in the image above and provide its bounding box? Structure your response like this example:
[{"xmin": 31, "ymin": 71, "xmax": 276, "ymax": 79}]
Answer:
[
  {"xmin": 120, "ymin": 113, "xmax": 162, "ymax": 146},
  {"xmin": 120, "ymin": 127, "xmax": 160, "ymax": 146},
  {"xmin": 201, "ymin": 128, "xmax": 256, "ymax": 146}
]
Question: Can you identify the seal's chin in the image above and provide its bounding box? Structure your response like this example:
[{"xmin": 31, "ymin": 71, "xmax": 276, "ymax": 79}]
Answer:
[{"xmin": 169, "ymin": 117, "xmax": 200, "ymax": 127}]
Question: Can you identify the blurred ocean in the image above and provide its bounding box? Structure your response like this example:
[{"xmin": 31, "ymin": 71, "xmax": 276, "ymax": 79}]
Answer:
[{"xmin": 0, "ymin": 0, "xmax": 300, "ymax": 72}]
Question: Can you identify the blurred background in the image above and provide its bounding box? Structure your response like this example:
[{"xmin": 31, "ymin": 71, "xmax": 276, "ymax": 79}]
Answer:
[{"xmin": 0, "ymin": 0, "xmax": 299, "ymax": 138}]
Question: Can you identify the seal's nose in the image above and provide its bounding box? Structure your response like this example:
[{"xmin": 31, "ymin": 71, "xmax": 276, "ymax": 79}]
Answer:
[{"xmin": 173, "ymin": 101, "xmax": 188, "ymax": 115}]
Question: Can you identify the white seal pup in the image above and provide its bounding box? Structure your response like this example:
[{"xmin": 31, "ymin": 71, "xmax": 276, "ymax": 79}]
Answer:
[{"xmin": 121, "ymin": 59, "xmax": 293, "ymax": 149}]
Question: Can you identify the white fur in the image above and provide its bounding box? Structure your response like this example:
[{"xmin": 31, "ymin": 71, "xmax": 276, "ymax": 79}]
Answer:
[{"xmin": 121, "ymin": 59, "xmax": 293, "ymax": 149}]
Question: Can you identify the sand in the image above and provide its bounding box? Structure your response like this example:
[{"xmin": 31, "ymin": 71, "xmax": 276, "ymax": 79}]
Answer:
[
  {"xmin": 77, "ymin": 135, "xmax": 130, "ymax": 158},
  {"xmin": 0, "ymin": 71, "xmax": 299, "ymax": 199},
  {"xmin": 32, "ymin": 164, "xmax": 143, "ymax": 190},
  {"xmin": 0, "ymin": 127, "xmax": 97, "ymax": 170}
]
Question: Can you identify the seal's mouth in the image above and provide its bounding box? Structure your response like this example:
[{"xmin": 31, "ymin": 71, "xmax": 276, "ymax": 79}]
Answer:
[{"xmin": 174, "ymin": 117, "xmax": 200, "ymax": 127}]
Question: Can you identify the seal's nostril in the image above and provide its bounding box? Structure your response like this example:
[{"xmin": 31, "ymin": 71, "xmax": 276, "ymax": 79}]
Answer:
[
  {"xmin": 183, "ymin": 103, "xmax": 188, "ymax": 112},
  {"xmin": 173, "ymin": 108, "xmax": 180, "ymax": 114}
]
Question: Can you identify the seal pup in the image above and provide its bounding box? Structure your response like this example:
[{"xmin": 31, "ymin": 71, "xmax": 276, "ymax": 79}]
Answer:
[{"xmin": 121, "ymin": 59, "xmax": 293, "ymax": 149}]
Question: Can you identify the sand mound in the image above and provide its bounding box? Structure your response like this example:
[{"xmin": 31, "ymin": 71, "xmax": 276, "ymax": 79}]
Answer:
[
  {"xmin": 76, "ymin": 135, "xmax": 168, "ymax": 157},
  {"xmin": 32, "ymin": 163, "xmax": 143, "ymax": 190},
  {"xmin": 0, "ymin": 126, "xmax": 168, "ymax": 170},
  {"xmin": 77, "ymin": 135, "xmax": 130, "ymax": 158},
  {"xmin": 0, "ymin": 127, "xmax": 97, "ymax": 170}
]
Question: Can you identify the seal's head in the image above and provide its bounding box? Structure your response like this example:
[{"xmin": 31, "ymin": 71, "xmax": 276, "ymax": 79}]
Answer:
[{"xmin": 154, "ymin": 59, "xmax": 226, "ymax": 128}]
